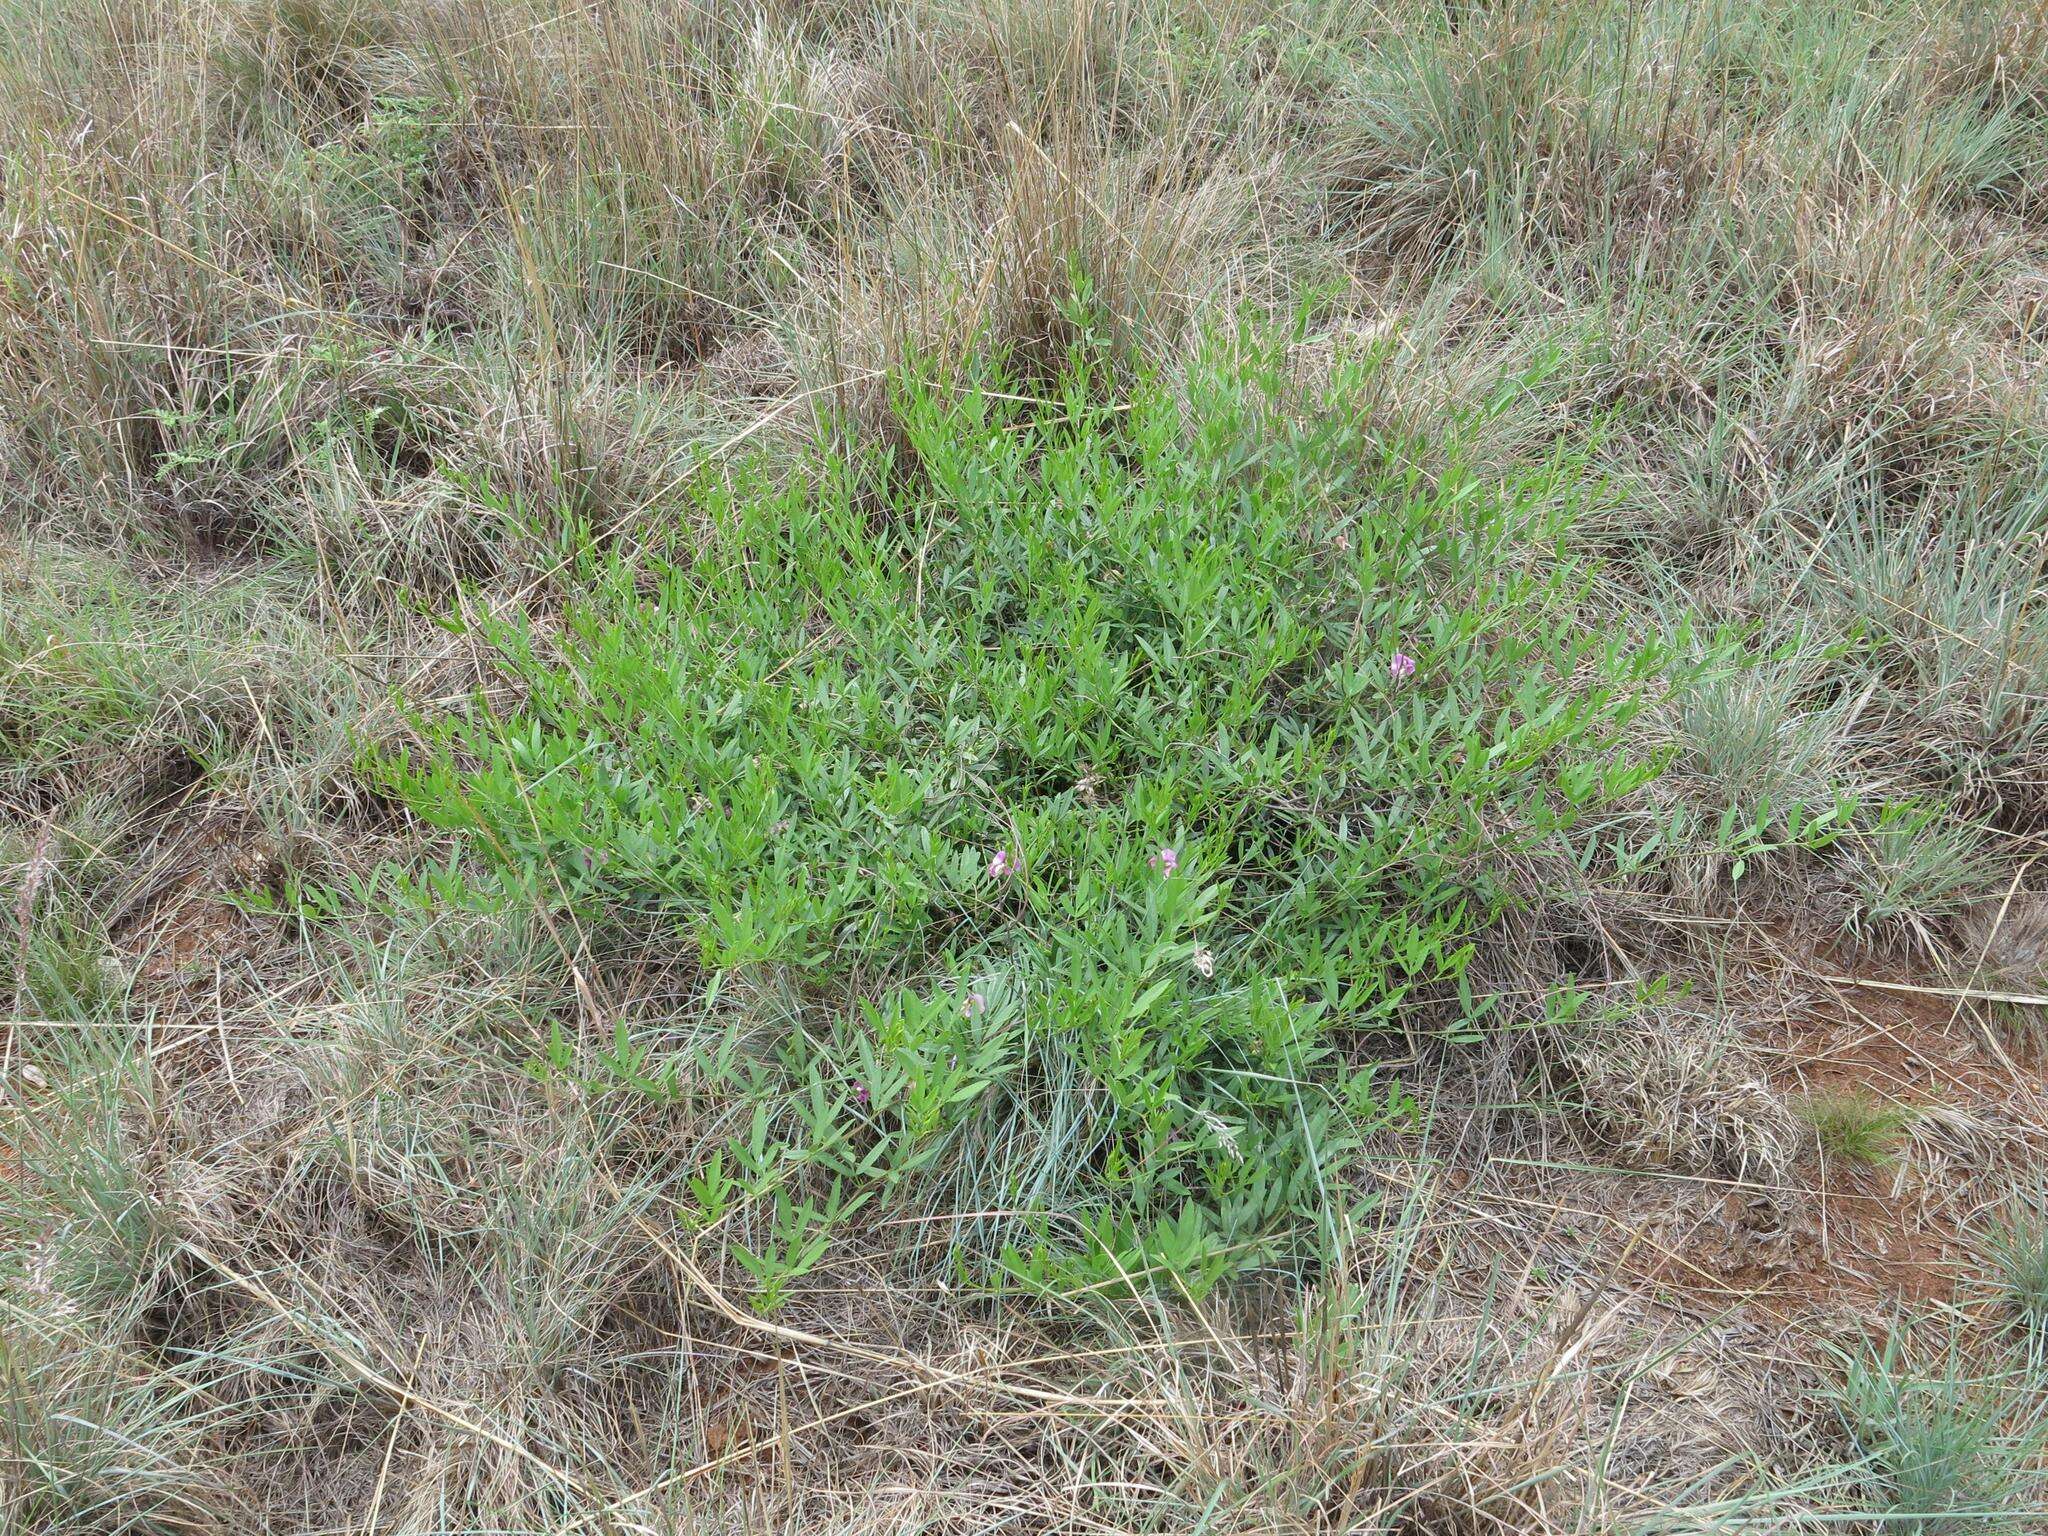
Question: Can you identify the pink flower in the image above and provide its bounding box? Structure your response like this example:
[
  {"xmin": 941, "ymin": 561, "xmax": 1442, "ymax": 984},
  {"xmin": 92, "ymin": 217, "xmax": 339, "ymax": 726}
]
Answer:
[
  {"xmin": 1389, "ymin": 650, "xmax": 1417, "ymax": 683},
  {"xmin": 1148, "ymin": 845, "xmax": 1179, "ymax": 875},
  {"xmin": 987, "ymin": 848, "xmax": 1012, "ymax": 878},
  {"xmin": 961, "ymin": 990, "xmax": 986, "ymax": 1019},
  {"xmin": 854, "ymin": 1082, "xmax": 869, "ymax": 1106}
]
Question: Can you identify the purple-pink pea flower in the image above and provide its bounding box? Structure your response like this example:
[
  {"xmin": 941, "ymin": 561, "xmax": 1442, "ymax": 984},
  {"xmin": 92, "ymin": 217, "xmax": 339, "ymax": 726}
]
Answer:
[
  {"xmin": 1389, "ymin": 650, "xmax": 1417, "ymax": 683},
  {"xmin": 961, "ymin": 990, "xmax": 986, "ymax": 1020},
  {"xmin": 987, "ymin": 848, "xmax": 1012, "ymax": 878},
  {"xmin": 1148, "ymin": 846, "xmax": 1179, "ymax": 875}
]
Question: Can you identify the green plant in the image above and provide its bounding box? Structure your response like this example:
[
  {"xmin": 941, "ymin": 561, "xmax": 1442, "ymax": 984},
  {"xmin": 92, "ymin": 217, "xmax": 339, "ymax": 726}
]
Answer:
[
  {"xmin": 1798, "ymin": 1089, "xmax": 1915, "ymax": 1166},
  {"xmin": 1840, "ymin": 802, "xmax": 2007, "ymax": 952},
  {"xmin": 383, "ymin": 330, "xmax": 1666, "ymax": 1299},
  {"xmin": 1986, "ymin": 1195, "xmax": 2048, "ymax": 1330},
  {"xmin": 1838, "ymin": 1325, "xmax": 2048, "ymax": 1534}
]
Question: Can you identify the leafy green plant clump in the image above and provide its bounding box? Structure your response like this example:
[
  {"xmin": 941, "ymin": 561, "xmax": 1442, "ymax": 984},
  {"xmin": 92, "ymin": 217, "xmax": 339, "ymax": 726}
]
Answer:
[{"xmin": 383, "ymin": 337, "xmax": 1665, "ymax": 1300}]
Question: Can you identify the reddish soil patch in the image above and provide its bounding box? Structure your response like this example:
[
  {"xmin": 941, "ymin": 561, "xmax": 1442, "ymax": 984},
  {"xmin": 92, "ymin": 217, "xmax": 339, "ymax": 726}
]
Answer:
[
  {"xmin": 1756, "ymin": 967, "xmax": 2039, "ymax": 1114},
  {"xmin": 1644, "ymin": 957, "xmax": 2042, "ymax": 1320},
  {"xmin": 1629, "ymin": 1174, "xmax": 1967, "ymax": 1319},
  {"xmin": 1456, "ymin": 947, "xmax": 2046, "ymax": 1333}
]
